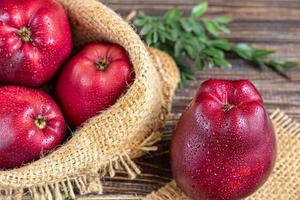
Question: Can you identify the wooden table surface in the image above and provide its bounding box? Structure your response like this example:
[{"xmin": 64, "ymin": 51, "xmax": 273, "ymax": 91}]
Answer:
[{"xmin": 80, "ymin": 0, "xmax": 300, "ymax": 199}]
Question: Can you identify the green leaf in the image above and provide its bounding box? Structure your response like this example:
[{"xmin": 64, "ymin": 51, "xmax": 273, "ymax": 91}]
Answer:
[
  {"xmin": 164, "ymin": 8, "xmax": 182, "ymax": 20},
  {"xmin": 213, "ymin": 16, "xmax": 232, "ymax": 24},
  {"xmin": 191, "ymin": 1, "xmax": 208, "ymax": 17},
  {"xmin": 180, "ymin": 19, "xmax": 193, "ymax": 32},
  {"xmin": 267, "ymin": 60, "xmax": 298, "ymax": 70},
  {"xmin": 159, "ymin": 32, "xmax": 166, "ymax": 43},
  {"xmin": 203, "ymin": 20, "xmax": 220, "ymax": 37},
  {"xmin": 157, "ymin": 22, "xmax": 165, "ymax": 31},
  {"xmin": 133, "ymin": 18, "xmax": 146, "ymax": 26},
  {"xmin": 168, "ymin": 21, "xmax": 181, "ymax": 37},
  {"xmin": 169, "ymin": 29, "xmax": 179, "ymax": 40},
  {"xmin": 160, "ymin": 30, "xmax": 176, "ymax": 42},
  {"xmin": 253, "ymin": 49, "xmax": 274, "ymax": 59},
  {"xmin": 268, "ymin": 60, "xmax": 285, "ymax": 66},
  {"xmin": 181, "ymin": 68, "xmax": 196, "ymax": 80},
  {"xmin": 185, "ymin": 72, "xmax": 196, "ymax": 80},
  {"xmin": 283, "ymin": 61, "xmax": 298, "ymax": 69},
  {"xmin": 179, "ymin": 72, "xmax": 187, "ymax": 88},
  {"xmin": 185, "ymin": 44, "xmax": 196, "ymax": 58},
  {"xmin": 190, "ymin": 20, "xmax": 204, "ymax": 35},
  {"xmin": 233, "ymin": 43, "xmax": 254, "ymax": 60},
  {"xmin": 204, "ymin": 47, "xmax": 224, "ymax": 58},
  {"xmin": 174, "ymin": 40, "xmax": 183, "ymax": 57},
  {"xmin": 208, "ymin": 39, "xmax": 231, "ymax": 51},
  {"xmin": 145, "ymin": 32, "xmax": 153, "ymax": 45},
  {"xmin": 218, "ymin": 25, "xmax": 231, "ymax": 34},
  {"xmin": 153, "ymin": 31, "xmax": 158, "ymax": 43},
  {"xmin": 175, "ymin": 56, "xmax": 187, "ymax": 69},
  {"xmin": 140, "ymin": 24, "xmax": 152, "ymax": 36},
  {"xmin": 213, "ymin": 57, "xmax": 232, "ymax": 68},
  {"xmin": 198, "ymin": 36, "xmax": 208, "ymax": 44},
  {"xmin": 196, "ymin": 56, "xmax": 205, "ymax": 70},
  {"xmin": 196, "ymin": 42, "xmax": 207, "ymax": 51},
  {"xmin": 234, "ymin": 43, "xmax": 254, "ymax": 52}
]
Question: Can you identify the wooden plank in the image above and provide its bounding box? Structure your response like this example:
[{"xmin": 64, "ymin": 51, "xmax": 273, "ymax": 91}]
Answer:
[
  {"xmin": 79, "ymin": 0, "xmax": 300, "ymax": 199},
  {"xmin": 104, "ymin": 0, "xmax": 300, "ymax": 20},
  {"xmin": 105, "ymin": 0, "xmax": 300, "ymax": 8}
]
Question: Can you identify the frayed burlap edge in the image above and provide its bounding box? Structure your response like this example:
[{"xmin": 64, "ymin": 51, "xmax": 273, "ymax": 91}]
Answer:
[
  {"xmin": 0, "ymin": 132, "xmax": 162, "ymax": 200},
  {"xmin": 144, "ymin": 109, "xmax": 300, "ymax": 200}
]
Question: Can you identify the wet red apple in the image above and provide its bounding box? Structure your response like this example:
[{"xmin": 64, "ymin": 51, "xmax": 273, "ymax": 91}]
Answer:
[
  {"xmin": 0, "ymin": 86, "xmax": 66, "ymax": 169},
  {"xmin": 0, "ymin": 0, "xmax": 72, "ymax": 86},
  {"xmin": 55, "ymin": 42, "xmax": 135, "ymax": 127},
  {"xmin": 170, "ymin": 79, "xmax": 276, "ymax": 200}
]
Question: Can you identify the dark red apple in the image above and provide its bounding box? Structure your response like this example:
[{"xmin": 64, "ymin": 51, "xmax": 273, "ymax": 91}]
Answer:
[
  {"xmin": 0, "ymin": 86, "xmax": 66, "ymax": 169},
  {"xmin": 0, "ymin": 0, "xmax": 72, "ymax": 86},
  {"xmin": 55, "ymin": 42, "xmax": 135, "ymax": 127},
  {"xmin": 170, "ymin": 79, "xmax": 276, "ymax": 200}
]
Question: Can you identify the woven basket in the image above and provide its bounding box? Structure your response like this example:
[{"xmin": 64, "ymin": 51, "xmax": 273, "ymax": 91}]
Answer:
[{"xmin": 0, "ymin": 0, "xmax": 180, "ymax": 199}]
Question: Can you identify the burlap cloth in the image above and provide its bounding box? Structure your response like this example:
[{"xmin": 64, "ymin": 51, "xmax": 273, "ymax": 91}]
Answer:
[
  {"xmin": 0, "ymin": 0, "xmax": 180, "ymax": 199},
  {"xmin": 144, "ymin": 109, "xmax": 300, "ymax": 200}
]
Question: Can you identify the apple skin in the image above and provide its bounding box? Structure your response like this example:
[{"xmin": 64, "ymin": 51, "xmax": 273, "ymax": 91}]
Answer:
[
  {"xmin": 55, "ymin": 42, "xmax": 135, "ymax": 127},
  {"xmin": 170, "ymin": 79, "xmax": 276, "ymax": 200},
  {"xmin": 0, "ymin": 0, "xmax": 72, "ymax": 86},
  {"xmin": 0, "ymin": 86, "xmax": 66, "ymax": 169}
]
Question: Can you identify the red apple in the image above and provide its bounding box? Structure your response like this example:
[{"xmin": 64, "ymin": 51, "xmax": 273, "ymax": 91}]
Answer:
[
  {"xmin": 0, "ymin": 86, "xmax": 66, "ymax": 169},
  {"xmin": 0, "ymin": 0, "xmax": 72, "ymax": 86},
  {"xmin": 55, "ymin": 42, "xmax": 135, "ymax": 127},
  {"xmin": 170, "ymin": 79, "xmax": 276, "ymax": 200}
]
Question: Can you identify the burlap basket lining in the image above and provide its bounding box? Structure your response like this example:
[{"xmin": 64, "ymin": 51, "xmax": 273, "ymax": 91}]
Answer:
[
  {"xmin": 0, "ymin": 0, "xmax": 180, "ymax": 199},
  {"xmin": 144, "ymin": 109, "xmax": 300, "ymax": 200}
]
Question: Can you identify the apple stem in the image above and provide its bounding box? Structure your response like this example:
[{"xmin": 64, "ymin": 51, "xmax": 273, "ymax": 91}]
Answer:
[
  {"xmin": 96, "ymin": 59, "xmax": 109, "ymax": 71},
  {"xmin": 223, "ymin": 104, "xmax": 235, "ymax": 112},
  {"xmin": 34, "ymin": 115, "xmax": 47, "ymax": 130},
  {"xmin": 18, "ymin": 27, "xmax": 32, "ymax": 43}
]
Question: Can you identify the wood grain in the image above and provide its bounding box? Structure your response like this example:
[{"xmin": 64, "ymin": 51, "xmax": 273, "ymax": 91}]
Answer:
[{"xmin": 80, "ymin": 0, "xmax": 300, "ymax": 199}]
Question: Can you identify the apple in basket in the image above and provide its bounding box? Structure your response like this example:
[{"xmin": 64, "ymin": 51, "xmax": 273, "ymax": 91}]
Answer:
[
  {"xmin": 0, "ymin": 86, "xmax": 66, "ymax": 169},
  {"xmin": 170, "ymin": 80, "xmax": 277, "ymax": 200},
  {"xmin": 56, "ymin": 42, "xmax": 135, "ymax": 127},
  {"xmin": 0, "ymin": 0, "xmax": 72, "ymax": 86}
]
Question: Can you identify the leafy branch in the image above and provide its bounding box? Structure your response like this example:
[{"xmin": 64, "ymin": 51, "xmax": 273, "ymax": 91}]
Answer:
[{"xmin": 133, "ymin": 1, "xmax": 298, "ymax": 87}]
